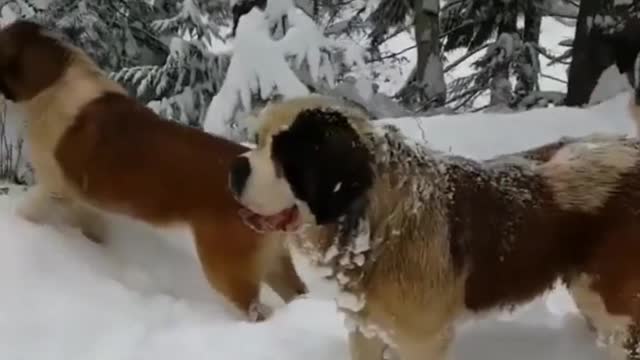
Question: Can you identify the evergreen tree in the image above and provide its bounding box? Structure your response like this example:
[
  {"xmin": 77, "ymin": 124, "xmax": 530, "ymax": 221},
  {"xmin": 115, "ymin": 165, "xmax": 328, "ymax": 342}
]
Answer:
[
  {"xmin": 367, "ymin": 0, "xmax": 446, "ymax": 111},
  {"xmin": 203, "ymin": 0, "xmax": 370, "ymax": 140},
  {"xmin": 30, "ymin": 0, "xmax": 167, "ymax": 72},
  {"xmin": 442, "ymin": 0, "xmax": 555, "ymax": 110},
  {"xmin": 112, "ymin": 0, "xmax": 232, "ymax": 127}
]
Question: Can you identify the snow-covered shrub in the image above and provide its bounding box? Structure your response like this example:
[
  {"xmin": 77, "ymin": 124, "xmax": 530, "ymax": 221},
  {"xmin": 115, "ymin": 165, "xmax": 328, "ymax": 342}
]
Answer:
[
  {"xmin": 113, "ymin": 37, "xmax": 230, "ymax": 127},
  {"xmin": 204, "ymin": 0, "xmax": 366, "ymax": 141}
]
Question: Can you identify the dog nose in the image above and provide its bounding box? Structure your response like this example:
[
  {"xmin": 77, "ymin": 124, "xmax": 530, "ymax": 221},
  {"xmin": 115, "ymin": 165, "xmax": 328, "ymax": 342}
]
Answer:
[{"xmin": 229, "ymin": 156, "xmax": 251, "ymax": 197}]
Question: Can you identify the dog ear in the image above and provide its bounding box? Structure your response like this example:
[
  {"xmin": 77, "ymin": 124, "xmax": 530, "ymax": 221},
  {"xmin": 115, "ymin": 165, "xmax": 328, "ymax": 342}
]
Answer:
[
  {"xmin": 0, "ymin": 20, "xmax": 70, "ymax": 102},
  {"xmin": 271, "ymin": 108, "xmax": 374, "ymax": 225}
]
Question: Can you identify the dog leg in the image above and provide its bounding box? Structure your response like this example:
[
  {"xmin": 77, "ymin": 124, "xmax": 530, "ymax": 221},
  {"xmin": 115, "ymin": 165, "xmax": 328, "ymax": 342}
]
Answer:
[
  {"xmin": 569, "ymin": 274, "xmax": 639, "ymax": 360},
  {"xmin": 201, "ymin": 252, "xmax": 266, "ymax": 321},
  {"xmin": 192, "ymin": 219, "xmax": 270, "ymax": 321},
  {"xmin": 17, "ymin": 186, "xmax": 106, "ymax": 243},
  {"xmin": 66, "ymin": 202, "xmax": 107, "ymax": 244},
  {"xmin": 349, "ymin": 329, "xmax": 388, "ymax": 360},
  {"xmin": 248, "ymin": 301, "xmax": 274, "ymax": 322},
  {"xmin": 264, "ymin": 247, "xmax": 308, "ymax": 303},
  {"xmin": 16, "ymin": 185, "xmax": 60, "ymax": 224},
  {"xmin": 395, "ymin": 327, "xmax": 453, "ymax": 360},
  {"xmin": 201, "ymin": 256, "xmax": 266, "ymax": 321}
]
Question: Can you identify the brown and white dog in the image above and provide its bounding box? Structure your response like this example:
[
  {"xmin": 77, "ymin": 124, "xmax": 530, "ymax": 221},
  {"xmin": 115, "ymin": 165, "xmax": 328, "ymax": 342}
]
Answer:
[
  {"xmin": 0, "ymin": 20, "xmax": 307, "ymax": 320},
  {"xmin": 229, "ymin": 94, "xmax": 640, "ymax": 359}
]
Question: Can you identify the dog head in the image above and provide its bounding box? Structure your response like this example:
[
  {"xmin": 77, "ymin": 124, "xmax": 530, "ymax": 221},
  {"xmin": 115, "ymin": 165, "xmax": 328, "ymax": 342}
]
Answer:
[
  {"xmin": 228, "ymin": 95, "xmax": 375, "ymax": 232},
  {"xmin": 0, "ymin": 20, "xmax": 71, "ymax": 102}
]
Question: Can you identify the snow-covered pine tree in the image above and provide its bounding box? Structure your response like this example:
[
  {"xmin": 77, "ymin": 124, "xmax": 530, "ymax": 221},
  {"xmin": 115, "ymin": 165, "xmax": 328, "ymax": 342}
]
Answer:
[
  {"xmin": 203, "ymin": 0, "xmax": 369, "ymax": 141},
  {"xmin": 112, "ymin": 0, "xmax": 232, "ymax": 127},
  {"xmin": 442, "ymin": 0, "xmax": 559, "ymax": 111},
  {"xmin": 30, "ymin": 0, "xmax": 167, "ymax": 72}
]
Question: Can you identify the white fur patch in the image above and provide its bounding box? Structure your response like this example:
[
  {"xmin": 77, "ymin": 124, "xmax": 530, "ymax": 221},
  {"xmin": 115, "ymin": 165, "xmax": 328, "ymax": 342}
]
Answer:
[
  {"xmin": 540, "ymin": 140, "xmax": 639, "ymax": 212},
  {"xmin": 238, "ymin": 150, "xmax": 297, "ymax": 216}
]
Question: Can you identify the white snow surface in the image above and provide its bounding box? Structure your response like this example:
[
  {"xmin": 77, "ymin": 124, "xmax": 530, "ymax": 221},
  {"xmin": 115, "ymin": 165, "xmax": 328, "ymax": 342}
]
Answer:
[
  {"xmin": 2, "ymin": 93, "xmax": 638, "ymax": 359},
  {"xmin": 380, "ymin": 92, "xmax": 636, "ymax": 160},
  {"xmin": 589, "ymin": 64, "xmax": 632, "ymax": 106}
]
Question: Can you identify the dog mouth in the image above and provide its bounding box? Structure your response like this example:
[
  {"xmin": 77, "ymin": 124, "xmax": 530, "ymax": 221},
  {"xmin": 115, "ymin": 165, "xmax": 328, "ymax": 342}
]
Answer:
[{"xmin": 238, "ymin": 205, "xmax": 301, "ymax": 233}]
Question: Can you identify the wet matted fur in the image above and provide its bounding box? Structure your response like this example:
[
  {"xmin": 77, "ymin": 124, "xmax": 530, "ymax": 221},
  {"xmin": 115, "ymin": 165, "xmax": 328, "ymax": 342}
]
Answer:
[
  {"xmin": 0, "ymin": 20, "xmax": 307, "ymax": 320},
  {"xmin": 229, "ymin": 94, "xmax": 640, "ymax": 359}
]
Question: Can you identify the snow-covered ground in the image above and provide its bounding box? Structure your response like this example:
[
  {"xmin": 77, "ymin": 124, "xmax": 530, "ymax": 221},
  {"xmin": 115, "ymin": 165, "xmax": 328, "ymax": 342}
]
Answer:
[
  {"xmin": 381, "ymin": 92, "xmax": 636, "ymax": 159},
  {"xmin": 1, "ymin": 92, "xmax": 637, "ymax": 360}
]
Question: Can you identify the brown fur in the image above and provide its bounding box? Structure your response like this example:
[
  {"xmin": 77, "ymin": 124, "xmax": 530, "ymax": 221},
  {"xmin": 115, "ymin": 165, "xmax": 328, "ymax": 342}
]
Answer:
[
  {"xmin": 242, "ymin": 95, "xmax": 640, "ymax": 359},
  {"xmin": 0, "ymin": 20, "xmax": 306, "ymax": 319}
]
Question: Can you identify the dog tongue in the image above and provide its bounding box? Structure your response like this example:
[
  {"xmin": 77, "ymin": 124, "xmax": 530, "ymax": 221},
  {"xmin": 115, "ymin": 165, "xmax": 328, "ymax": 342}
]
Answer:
[{"xmin": 239, "ymin": 207, "xmax": 297, "ymax": 233}]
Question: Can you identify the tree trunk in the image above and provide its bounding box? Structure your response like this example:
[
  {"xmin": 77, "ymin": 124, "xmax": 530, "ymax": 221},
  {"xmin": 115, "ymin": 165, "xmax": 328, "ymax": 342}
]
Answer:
[
  {"xmin": 514, "ymin": 0, "xmax": 542, "ymax": 99},
  {"xmin": 565, "ymin": 0, "xmax": 615, "ymax": 106},
  {"xmin": 524, "ymin": 2, "xmax": 542, "ymax": 43},
  {"xmin": 489, "ymin": 0, "xmax": 518, "ymax": 108},
  {"xmin": 607, "ymin": 18, "xmax": 640, "ymax": 87},
  {"xmin": 398, "ymin": 0, "xmax": 446, "ymax": 110}
]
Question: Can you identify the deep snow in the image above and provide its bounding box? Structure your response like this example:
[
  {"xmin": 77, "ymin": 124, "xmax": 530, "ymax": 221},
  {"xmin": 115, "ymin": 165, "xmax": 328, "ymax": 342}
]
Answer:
[{"xmin": 1, "ymin": 92, "xmax": 637, "ymax": 360}]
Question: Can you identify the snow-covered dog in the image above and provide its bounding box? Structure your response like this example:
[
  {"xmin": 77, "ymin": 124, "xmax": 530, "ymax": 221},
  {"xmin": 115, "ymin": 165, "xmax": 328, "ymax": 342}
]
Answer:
[
  {"xmin": 228, "ymin": 94, "xmax": 640, "ymax": 359},
  {"xmin": 0, "ymin": 20, "xmax": 307, "ymax": 320}
]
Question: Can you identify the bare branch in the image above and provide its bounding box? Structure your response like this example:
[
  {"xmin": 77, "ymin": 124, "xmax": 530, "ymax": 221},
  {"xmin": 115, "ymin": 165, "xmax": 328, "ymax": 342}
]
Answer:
[
  {"xmin": 541, "ymin": 73, "xmax": 568, "ymax": 84},
  {"xmin": 444, "ymin": 43, "xmax": 489, "ymax": 72}
]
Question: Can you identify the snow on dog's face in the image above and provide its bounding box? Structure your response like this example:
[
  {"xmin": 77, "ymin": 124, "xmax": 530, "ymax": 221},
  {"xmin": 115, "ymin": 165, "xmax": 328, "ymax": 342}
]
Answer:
[{"xmin": 229, "ymin": 96, "xmax": 374, "ymax": 232}]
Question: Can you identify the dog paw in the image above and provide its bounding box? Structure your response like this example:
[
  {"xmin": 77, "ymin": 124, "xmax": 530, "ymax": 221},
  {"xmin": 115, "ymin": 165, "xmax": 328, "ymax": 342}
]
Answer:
[
  {"xmin": 80, "ymin": 227, "xmax": 105, "ymax": 244},
  {"xmin": 248, "ymin": 301, "xmax": 273, "ymax": 322},
  {"xmin": 15, "ymin": 187, "xmax": 58, "ymax": 224},
  {"xmin": 16, "ymin": 199, "xmax": 47, "ymax": 224},
  {"xmin": 292, "ymin": 292, "xmax": 310, "ymax": 301}
]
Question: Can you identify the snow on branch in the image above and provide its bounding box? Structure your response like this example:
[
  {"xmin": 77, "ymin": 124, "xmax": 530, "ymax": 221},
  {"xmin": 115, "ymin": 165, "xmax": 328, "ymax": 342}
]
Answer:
[
  {"xmin": 204, "ymin": 8, "xmax": 309, "ymax": 138},
  {"xmin": 203, "ymin": 4, "xmax": 365, "ymax": 140},
  {"xmin": 151, "ymin": 0, "xmax": 216, "ymax": 40},
  {"xmin": 112, "ymin": 36, "xmax": 230, "ymax": 127}
]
